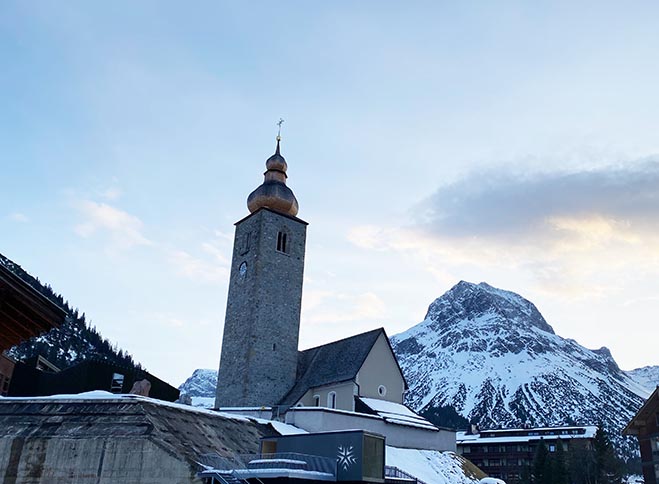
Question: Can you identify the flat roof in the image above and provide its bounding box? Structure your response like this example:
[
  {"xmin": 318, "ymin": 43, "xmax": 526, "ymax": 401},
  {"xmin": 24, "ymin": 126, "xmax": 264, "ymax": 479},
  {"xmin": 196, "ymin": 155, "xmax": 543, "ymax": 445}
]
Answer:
[{"xmin": 457, "ymin": 425, "xmax": 598, "ymax": 444}]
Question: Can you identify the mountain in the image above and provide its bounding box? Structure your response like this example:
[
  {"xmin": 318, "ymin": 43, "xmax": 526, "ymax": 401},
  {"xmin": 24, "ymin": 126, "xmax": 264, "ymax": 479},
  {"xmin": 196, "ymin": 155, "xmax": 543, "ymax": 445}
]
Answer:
[
  {"xmin": 626, "ymin": 366, "xmax": 659, "ymax": 394},
  {"xmin": 390, "ymin": 281, "xmax": 648, "ymax": 456},
  {"xmin": 1, "ymin": 252, "xmax": 142, "ymax": 372},
  {"xmin": 179, "ymin": 369, "xmax": 218, "ymax": 397}
]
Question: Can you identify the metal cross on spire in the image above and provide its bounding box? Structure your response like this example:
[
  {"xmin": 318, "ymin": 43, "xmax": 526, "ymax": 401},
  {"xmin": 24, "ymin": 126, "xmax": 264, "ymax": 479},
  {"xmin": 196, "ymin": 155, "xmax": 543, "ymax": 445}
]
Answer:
[{"xmin": 276, "ymin": 118, "xmax": 284, "ymax": 141}]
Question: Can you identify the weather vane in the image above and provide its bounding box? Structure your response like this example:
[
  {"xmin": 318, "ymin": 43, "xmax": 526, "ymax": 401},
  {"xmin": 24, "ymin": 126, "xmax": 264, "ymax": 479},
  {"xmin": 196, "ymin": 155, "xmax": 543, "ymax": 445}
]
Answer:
[{"xmin": 276, "ymin": 118, "xmax": 284, "ymax": 141}]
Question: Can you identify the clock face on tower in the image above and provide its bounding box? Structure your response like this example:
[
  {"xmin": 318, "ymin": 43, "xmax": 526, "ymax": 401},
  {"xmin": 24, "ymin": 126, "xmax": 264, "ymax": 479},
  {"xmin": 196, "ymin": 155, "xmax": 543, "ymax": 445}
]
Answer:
[{"xmin": 239, "ymin": 261, "xmax": 247, "ymax": 276}]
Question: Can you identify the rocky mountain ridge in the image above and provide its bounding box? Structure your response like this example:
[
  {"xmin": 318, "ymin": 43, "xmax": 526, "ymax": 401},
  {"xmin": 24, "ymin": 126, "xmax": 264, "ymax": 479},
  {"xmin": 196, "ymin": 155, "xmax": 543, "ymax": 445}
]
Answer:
[
  {"xmin": 626, "ymin": 365, "xmax": 659, "ymax": 394},
  {"xmin": 179, "ymin": 368, "xmax": 218, "ymax": 398},
  {"xmin": 390, "ymin": 281, "xmax": 650, "ymax": 457}
]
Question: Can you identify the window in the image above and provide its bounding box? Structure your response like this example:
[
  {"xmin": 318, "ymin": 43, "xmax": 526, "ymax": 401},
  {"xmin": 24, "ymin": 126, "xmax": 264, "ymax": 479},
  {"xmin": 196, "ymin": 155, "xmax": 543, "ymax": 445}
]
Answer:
[
  {"xmin": 549, "ymin": 444, "xmax": 556, "ymax": 452},
  {"xmin": 276, "ymin": 231, "xmax": 288, "ymax": 253},
  {"xmin": 272, "ymin": 343, "xmax": 276, "ymax": 351},
  {"xmin": 0, "ymin": 376, "xmax": 9, "ymax": 397},
  {"xmin": 110, "ymin": 373, "xmax": 124, "ymax": 393},
  {"xmin": 239, "ymin": 232, "xmax": 251, "ymax": 255},
  {"xmin": 313, "ymin": 395, "xmax": 320, "ymax": 407},
  {"xmin": 651, "ymin": 436, "xmax": 659, "ymax": 453},
  {"xmin": 378, "ymin": 385, "xmax": 387, "ymax": 396},
  {"xmin": 328, "ymin": 391, "xmax": 337, "ymax": 409}
]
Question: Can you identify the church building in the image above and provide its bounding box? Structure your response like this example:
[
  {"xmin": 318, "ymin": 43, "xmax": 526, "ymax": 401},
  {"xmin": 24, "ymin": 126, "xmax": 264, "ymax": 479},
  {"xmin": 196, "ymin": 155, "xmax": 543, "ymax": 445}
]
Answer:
[
  {"xmin": 214, "ymin": 137, "xmax": 455, "ymax": 453},
  {"xmin": 215, "ymin": 137, "xmax": 409, "ymax": 413}
]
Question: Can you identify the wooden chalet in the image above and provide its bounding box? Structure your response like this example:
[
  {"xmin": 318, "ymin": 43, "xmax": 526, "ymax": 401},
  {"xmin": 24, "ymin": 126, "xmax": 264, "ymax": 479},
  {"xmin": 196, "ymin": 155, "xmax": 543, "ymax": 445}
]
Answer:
[{"xmin": 0, "ymin": 259, "xmax": 67, "ymax": 395}]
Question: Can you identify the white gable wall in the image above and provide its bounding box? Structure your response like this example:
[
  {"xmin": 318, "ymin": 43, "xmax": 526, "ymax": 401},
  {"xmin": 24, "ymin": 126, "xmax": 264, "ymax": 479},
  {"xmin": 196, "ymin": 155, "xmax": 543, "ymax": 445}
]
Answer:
[
  {"xmin": 296, "ymin": 381, "xmax": 357, "ymax": 411},
  {"xmin": 356, "ymin": 332, "xmax": 405, "ymax": 404}
]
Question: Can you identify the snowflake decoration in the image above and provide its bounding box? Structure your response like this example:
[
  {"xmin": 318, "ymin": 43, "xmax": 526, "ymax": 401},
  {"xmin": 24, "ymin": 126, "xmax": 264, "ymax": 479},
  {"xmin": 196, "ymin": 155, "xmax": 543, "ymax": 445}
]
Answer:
[{"xmin": 337, "ymin": 445, "xmax": 356, "ymax": 471}]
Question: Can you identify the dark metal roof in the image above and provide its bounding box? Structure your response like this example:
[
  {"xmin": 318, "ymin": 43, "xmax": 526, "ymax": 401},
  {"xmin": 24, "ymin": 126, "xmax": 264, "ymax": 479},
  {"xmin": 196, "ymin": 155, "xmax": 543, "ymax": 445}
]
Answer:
[
  {"xmin": 0, "ymin": 256, "xmax": 67, "ymax": 351},
  {"xmin": 623, "ymin": 386, "xmax": 659, "ymax": 435},
  {"xmin": 279, "ymin": 328, "xmax": 385, "ymax": 407}
]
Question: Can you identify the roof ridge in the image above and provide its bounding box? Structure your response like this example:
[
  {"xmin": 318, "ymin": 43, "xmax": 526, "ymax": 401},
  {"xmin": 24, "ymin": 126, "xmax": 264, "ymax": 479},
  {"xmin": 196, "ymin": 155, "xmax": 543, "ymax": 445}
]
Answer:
[{"xmin": 299, "ymin": 327, "xmax": 384, "ymax": 354}]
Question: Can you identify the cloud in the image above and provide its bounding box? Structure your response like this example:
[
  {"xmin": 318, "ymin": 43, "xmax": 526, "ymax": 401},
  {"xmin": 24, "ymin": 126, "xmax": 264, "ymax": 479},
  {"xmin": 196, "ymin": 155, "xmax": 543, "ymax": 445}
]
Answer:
[
  {"xmin": 74, "ymin": 200, "xmax": 151, "ymax": 249},
  {"xmin": 348, "ymin": 159, "xmax": 659, "ymax": 298},
  {"xmin": 302, "ymin": 290, "xmax": 386, "ymax": 325},
  {"xmin": 99, "ymin": 187, "xmax": 122, "ymax": 201},
  {"xmin": 166, "ymin": 231, "xmax": 231, "ymax": 283},
  {"xmin": 8, "ymin": 212, "xmax": 29, "ymax": 223},
  {"xmin": 167, "ymin": 248, "xmax": 229, "ymax": 283},
  {"xmin": 416, "ymin": 159, "xmax": 659, "ymax": 242}
]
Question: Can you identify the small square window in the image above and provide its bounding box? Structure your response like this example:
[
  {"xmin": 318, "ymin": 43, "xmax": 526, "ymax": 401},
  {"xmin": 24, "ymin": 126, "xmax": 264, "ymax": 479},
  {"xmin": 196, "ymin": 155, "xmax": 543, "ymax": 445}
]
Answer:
[{"xmin": 111, "ymin": 373, "xmax": 124, "ymax": 393}]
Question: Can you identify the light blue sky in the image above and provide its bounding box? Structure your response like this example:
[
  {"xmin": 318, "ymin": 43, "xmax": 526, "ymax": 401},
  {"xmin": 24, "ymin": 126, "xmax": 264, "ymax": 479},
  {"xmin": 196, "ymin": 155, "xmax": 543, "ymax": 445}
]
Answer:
[{"xmin": 2, "ymin": 1, "xmax": 659, "ymax": 386}]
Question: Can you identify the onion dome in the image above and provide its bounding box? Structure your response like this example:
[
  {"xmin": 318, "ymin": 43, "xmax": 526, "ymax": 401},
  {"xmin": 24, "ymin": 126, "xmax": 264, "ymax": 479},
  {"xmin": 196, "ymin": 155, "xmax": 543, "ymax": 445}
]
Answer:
[{"xmin": 247, "ymin": 139, "xmax": 299, "ymax": 217}]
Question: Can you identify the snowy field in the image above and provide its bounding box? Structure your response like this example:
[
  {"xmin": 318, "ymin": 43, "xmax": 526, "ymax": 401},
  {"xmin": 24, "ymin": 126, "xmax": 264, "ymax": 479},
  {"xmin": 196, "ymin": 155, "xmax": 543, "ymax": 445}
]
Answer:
[{"xmin": 386, "ymin": 446, "xmax": 481, "ymax": 484}]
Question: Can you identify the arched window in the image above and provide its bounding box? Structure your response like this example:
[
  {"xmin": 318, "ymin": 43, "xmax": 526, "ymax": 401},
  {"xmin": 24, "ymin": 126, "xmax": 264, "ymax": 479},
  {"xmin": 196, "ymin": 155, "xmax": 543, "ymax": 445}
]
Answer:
[
  {"xmin": 313, "ymin": 395, "xmax": 320, "ymax": 407},
  {"xmin": 328, "ymin": 391, "xmax": 337, "ymax": 409},
  {"xmin": 276, "ymin": 231, "xmax": 288, "ymax": 253}
]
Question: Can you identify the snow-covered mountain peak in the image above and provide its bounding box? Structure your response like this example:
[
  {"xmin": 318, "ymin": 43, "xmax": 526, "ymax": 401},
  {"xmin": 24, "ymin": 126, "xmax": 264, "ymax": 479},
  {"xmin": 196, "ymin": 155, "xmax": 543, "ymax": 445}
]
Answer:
[
  {"xmin": 391, "ymin": 281, "xmax": 646, "ymax": 457},
  {"xmin": 423, "ymin": 281, "xmax": 555, "ymax": 335},
  {"xmin": 178, "ymin": 368, "xmax": 218, "ymax": 398}
]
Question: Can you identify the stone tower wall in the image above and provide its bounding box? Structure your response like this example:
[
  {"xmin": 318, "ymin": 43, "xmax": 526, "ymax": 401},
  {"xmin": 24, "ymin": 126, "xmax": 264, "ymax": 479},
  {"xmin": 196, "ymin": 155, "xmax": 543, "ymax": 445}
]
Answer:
[{"xmin": 216, "ymin": 208, "xmax": 307, "ymax": 407}]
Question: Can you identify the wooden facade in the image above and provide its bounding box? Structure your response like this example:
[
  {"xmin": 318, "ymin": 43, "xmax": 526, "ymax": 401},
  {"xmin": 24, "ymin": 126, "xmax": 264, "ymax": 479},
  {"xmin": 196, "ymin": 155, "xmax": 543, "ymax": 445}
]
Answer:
[
  {"xmin": 0, "ymin": 263, "xmax": 66, "ymax": 351},
  {"xmin": 624, "ymin": 386, "xmax": 659, "ymax": 484},
  {"xmin": 0, "ymin": 353, "xmax": 15, "ymax": 396}
]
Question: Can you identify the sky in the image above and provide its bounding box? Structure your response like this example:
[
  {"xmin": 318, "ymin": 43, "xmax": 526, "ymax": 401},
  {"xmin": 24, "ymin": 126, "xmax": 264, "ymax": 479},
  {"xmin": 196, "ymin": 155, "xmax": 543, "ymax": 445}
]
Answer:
[{"xmin": 2, "ymin": 1, "xmax": 659, "ymax": 387}]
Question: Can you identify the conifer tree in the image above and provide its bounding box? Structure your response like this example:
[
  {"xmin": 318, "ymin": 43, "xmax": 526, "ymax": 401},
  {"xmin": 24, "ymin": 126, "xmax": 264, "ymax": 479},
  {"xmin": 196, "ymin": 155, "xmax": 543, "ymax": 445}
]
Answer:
[
  {"xmin": 593, "ymin": 427, "xmax": 623, "ymax": 484},
  {"xmin": 551, "ymin": 442, "xmax": 568, "ymax": 484}
]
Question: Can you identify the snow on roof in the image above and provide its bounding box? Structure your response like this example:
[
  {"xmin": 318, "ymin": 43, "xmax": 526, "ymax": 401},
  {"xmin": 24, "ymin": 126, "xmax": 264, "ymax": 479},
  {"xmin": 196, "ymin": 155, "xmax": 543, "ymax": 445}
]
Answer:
[
  {"xmin": 360, "ymin": 397, "xmax": 419, "ymax": 418},
  {"xmin": 2, "ymin": 391, "xmax": 253, "ymax": 422},
  {"xmin": 457, "ymin": 425, "xmax": 597, "ymax": 444},
  {"xmin": 2, "ymin": 391, "xmax": 312, "ymax": 436},
  {"xmin": 254, "ymin": 419, "xmax": 308, "ymax": 436},
  {"xmin": 359, "ymin": 397, "xmax": 439, "ymax": 431}
]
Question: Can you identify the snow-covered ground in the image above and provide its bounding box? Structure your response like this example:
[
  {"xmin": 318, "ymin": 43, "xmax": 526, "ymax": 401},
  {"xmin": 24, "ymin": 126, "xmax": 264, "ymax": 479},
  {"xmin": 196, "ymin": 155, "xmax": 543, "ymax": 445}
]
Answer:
[
  {"xmin": 386, "ymin": 446, "xmax": 481, "ymax": 484},
  {"xmin": 191, "ymin": 396, "xmax": 215, "ymax": 408},
  {"xmin": 624, "ymin": 475, "xmax": 644, "ymax": 484}
]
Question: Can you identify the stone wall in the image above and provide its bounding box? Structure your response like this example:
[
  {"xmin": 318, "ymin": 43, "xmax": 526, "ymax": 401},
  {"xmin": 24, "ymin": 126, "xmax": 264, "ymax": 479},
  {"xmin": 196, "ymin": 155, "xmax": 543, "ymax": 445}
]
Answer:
[
  {"xmin": 217, "ymin": 208, "xmax": 307, "ymax": 407},
  {"xmin": 0, "ymin": 396, "xmax": 274, "ymax": 484}
]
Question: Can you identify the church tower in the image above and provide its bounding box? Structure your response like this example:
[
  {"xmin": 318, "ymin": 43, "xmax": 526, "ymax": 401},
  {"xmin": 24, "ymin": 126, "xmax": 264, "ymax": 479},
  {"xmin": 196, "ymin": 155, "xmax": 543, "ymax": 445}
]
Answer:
[{"xmin": 215, "ymin": 137, "xmax": 307, "ymax": 408}]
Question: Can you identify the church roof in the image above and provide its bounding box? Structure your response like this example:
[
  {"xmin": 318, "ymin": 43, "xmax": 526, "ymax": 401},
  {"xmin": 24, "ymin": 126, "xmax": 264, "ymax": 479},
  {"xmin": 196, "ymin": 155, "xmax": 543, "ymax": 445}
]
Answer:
[{"xmin": 279, "ymin": 328, "xmax": 386, "ymax": 407}]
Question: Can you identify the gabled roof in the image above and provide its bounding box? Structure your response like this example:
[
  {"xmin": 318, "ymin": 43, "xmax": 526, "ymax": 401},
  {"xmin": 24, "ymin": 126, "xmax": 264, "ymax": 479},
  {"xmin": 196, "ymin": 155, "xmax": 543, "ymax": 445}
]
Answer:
[
  {"xmin": 0, "ymin": 255, "xmax": 67, "ymax": 351},
  {"xmin": 279, "ymin": 328, "xmax": 384, "ymax": 406},
  {"xmin": 623, "ymin": 386, "xmax": 659, "ymax": 435}
]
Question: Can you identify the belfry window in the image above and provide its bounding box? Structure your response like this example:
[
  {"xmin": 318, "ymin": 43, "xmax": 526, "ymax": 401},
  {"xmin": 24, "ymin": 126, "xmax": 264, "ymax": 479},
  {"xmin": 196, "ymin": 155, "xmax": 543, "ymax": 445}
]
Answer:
[{"xmin": 276, "ymin": 231, "xmax": 288, "ymax": 253}]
